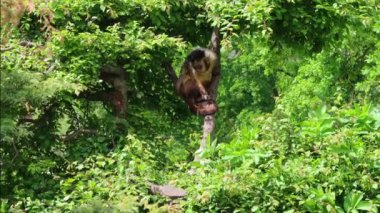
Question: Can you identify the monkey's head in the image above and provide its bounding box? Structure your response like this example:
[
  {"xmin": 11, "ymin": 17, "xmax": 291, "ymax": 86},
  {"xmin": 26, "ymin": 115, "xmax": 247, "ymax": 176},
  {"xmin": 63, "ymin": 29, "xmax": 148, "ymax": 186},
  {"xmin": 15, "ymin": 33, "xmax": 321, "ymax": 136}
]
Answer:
[{"xmin": 187, "ymin": 48, "xmax": 216, "ymax": 74}]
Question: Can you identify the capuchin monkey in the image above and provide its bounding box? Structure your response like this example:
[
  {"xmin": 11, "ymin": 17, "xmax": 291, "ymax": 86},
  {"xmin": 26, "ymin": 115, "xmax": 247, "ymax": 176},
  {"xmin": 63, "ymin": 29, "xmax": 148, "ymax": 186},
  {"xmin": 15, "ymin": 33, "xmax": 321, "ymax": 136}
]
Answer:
[{"xmin": 176, "ymin": 48, "xmax": 218, "ymax": 116}]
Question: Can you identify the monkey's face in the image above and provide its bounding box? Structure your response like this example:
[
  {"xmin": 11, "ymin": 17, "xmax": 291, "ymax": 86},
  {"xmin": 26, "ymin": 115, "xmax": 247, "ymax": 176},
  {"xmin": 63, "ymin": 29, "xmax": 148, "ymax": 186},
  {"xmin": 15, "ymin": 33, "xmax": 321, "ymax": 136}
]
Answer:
[{"xmin": 192, "ymin": 59, "xmax": 209, "ymax": 73}]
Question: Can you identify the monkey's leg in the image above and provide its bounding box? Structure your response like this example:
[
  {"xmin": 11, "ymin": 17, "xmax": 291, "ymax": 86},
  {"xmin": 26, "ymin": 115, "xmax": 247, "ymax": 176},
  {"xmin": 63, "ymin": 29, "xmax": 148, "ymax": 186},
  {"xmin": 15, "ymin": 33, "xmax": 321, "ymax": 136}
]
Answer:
[{"xmin": 185, "ymin": 97, "xmax": 202, "ymax": 115}]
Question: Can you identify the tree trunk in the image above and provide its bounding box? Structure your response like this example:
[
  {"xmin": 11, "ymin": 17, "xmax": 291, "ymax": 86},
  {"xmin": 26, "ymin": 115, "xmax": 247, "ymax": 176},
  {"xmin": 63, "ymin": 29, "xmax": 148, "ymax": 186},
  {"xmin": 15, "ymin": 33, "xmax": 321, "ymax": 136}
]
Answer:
[{"xmin": 196, "ymin": 27, "xmax": 221, "ymax": 162}]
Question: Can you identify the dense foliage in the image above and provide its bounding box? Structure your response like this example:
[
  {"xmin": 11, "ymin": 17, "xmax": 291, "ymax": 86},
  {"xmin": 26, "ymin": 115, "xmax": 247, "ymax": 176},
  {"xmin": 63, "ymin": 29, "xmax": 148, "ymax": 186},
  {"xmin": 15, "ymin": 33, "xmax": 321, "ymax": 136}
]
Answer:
[{"xmin": 1, "ymin": 0, "xmax": 379, "ymax": 212}]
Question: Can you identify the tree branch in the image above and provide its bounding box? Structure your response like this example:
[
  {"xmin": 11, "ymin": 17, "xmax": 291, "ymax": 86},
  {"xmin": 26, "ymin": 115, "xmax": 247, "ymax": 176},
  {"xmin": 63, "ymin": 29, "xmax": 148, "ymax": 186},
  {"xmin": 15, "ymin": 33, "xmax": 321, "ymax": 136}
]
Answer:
[
  {"xmin": 208, "ymin": 27, "xmax": 221, "ymax": 99},
  {"xmin": 197, "ymin": 27, "xmax": 222, "ymax": 161},
  {"xmin": 60, "ymin": 129, "xmax": 98, "ymax": 142},
  {"xmin": 1, "ymin": 41, "xmax": 36, "ymax": 52},
  {"xmin": 163, "ymin": 62, "xmax": 179, "ymax": 88}
]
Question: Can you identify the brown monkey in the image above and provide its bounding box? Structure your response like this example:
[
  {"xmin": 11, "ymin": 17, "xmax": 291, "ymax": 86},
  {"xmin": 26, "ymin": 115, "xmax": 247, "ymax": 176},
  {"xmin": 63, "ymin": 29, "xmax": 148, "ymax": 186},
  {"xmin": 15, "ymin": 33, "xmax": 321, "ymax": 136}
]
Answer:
[
  {"xmin": 176, "ymin": 48, "xmax": 218, "ymax": 116},
  {"xmin": 99, "ymin": 65, "xmax": 127, "ymax": 117}
]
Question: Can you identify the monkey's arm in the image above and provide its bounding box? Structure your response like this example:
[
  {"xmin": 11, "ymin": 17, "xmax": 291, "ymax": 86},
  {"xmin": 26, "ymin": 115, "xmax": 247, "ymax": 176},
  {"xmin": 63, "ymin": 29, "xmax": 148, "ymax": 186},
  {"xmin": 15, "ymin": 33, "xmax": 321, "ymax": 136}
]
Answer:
[
  {"xmin": 189, "ymin": 67, "xmax": 209, "ymax": 98},
  {"xmin": 194, "ymin": 78, "xmax": 208, "ymax": 97}
]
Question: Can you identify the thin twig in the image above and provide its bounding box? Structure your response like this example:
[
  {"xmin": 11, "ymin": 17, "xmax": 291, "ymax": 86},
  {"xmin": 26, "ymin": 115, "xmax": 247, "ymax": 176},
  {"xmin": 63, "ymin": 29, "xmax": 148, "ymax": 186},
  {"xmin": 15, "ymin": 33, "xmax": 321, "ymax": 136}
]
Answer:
[
  {"xmin": 11, "ymin": 140, "xmax": 20, "ymax": 163},
  {"xmin": 61, "ymin": 129, "xmax": 98, "ymax": 142}
]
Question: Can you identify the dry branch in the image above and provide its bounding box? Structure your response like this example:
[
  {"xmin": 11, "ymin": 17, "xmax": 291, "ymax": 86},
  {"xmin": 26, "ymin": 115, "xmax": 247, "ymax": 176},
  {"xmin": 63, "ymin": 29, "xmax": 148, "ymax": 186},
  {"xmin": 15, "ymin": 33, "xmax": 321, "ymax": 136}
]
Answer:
[{"xmin": 60, "ymin": 129, "xmax": 98, "ymax": 142}]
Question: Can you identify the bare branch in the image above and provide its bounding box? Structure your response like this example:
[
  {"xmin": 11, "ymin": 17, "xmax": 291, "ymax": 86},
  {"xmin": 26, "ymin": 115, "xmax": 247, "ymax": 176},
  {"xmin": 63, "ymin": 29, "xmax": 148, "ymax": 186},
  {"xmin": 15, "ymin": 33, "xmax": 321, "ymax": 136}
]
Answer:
[
  {"xmin": 163, "ymin": 62, "xmax": 179, "ymax": 87},
  {"xmin": 60, "ymin": 129, "xmax": 98, "ymax": 142},
  {"xmin": 11, "ymin": 140, "xmax": 20, "ymax": 163},
  {"xmin": 208, "ymin": 27, "xmax": 221, "ymax": 99},
  {"xmin": 195, "ymin": 115, "xmax": 215, "ymax": 162},
  {"xmin": 19, "ymin": 41, "xmax": 35, "ymax": 48},
  {"xmin": 18, "ymin": 114, "xmax": 35, "ymax": 123},
  {"xmin": 1, "ymin": 41, "xmax": 36, "ymax": 52},
  {"xmin": 210, "ymin": 27, "xmax": 221, "ymax": 57},
  {"xmin": 0, "ymin": 46, "xmax": 14, "ymax": 52}
]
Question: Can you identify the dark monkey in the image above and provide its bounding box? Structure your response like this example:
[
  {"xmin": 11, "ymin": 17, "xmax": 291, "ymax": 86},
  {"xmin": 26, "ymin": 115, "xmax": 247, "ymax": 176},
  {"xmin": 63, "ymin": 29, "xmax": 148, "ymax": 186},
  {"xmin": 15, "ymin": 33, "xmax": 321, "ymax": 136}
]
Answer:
[{"xmin": 176, "ymin": 48, "xmax": 218, "ymax": 116}]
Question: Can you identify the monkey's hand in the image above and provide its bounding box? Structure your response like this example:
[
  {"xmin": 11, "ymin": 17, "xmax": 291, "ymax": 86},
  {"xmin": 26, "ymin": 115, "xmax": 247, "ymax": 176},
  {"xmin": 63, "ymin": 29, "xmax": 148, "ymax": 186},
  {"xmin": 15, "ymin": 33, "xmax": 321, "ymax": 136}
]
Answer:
[
  {"xmin": 199, "ymin": 94, "xmax": 212, "ymax": 101},
  {"xmin": 195, "ymin": 99, "xmax": 218, "ymax": 116},
  {"xmin": 208, "ymin": 94, "xmax": 216, "ymax": 101}
]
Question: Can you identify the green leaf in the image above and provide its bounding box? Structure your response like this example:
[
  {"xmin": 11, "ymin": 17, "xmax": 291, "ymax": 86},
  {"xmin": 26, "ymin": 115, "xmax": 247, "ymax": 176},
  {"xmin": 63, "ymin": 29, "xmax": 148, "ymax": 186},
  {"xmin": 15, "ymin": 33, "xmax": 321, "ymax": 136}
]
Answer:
[
  {"xmin": 356, "ymin": 201, "xmax": 374, "ymax": 211},
  {"xmin": 344, "ymin": 191, "xmax": 364, "ymax": 212}
]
